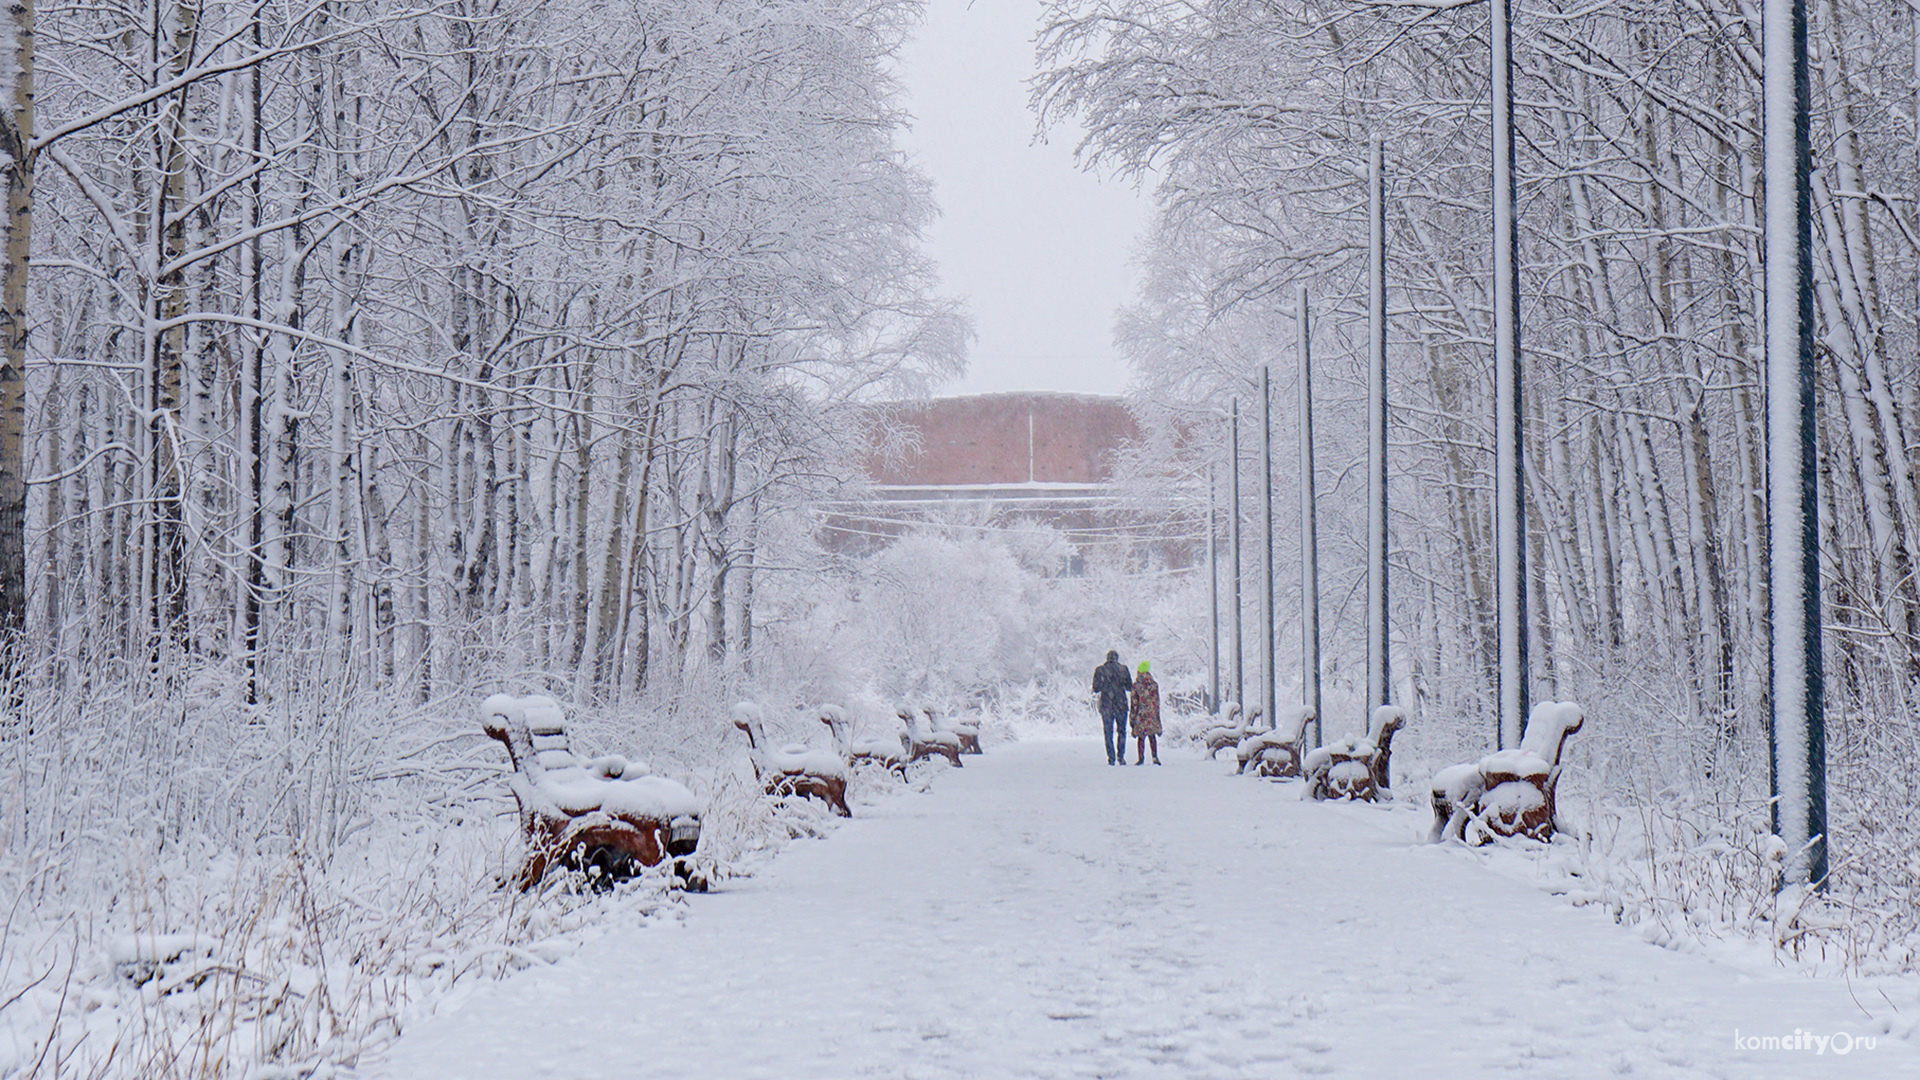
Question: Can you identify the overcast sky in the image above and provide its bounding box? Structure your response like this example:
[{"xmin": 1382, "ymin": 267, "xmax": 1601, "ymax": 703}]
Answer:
[{"xmin": 894, "ymin": 0, "xmax": 1156, "ymax": 399}]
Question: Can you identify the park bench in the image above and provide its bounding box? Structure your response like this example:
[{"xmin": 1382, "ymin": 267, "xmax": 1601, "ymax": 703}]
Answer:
[
  {"xmin": 1303, "ymin": 705, "xmax": 1404, "ymax": 802},
  {"xmin": 928, "ymin": 704, "xmax": 983, "ymax": 755},
  {"xmin": 481, "ymin": 694, "xmax": 704, "ymax": 890},
  {"xmin": 1428, "ymin": 701, "xmax": 1584, "ymax": 843},
  {"xmin": 733, "ymin": 701, "xmax": 853, "ymax": 815},
  {"xmin": 820, "ymin": 703, "xmax": 909, "ymax": 779},
  {"xmin": 1198, "ymin": 702, "xmax": 1256, "ymax": 759},
  {"xmin": 1236, "ymin": 703, "xmax": 1317, "ymax": 777},
  {"xmin": 898, "ymin": 704, "xmax": 964, "ymax": 768}
]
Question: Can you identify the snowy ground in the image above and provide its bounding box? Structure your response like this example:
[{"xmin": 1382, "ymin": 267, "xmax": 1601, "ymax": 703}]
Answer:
[{"xmin": 371, "ymin": 740, "xmax": 1910, "ymax": 1078}]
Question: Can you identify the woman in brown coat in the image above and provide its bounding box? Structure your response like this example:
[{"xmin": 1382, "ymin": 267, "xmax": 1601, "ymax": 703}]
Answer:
[{"xmin": 1130, "ymin": 661, "xmax": 1161, "ymax": 765}]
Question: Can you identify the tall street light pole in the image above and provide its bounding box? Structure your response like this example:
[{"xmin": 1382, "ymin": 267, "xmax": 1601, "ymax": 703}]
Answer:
[
  {"xmin": 1492, "ymin": 0, "xmax": 1528, "ymax": 749},
  {"xmin": 1764, "ymin": 0, "xmax": 1826, "ymax": 890},
  {"xmin": 1230, "ymin": 399, "xmax": 1244, "ymax": 713},
  {"xmin": 1261, "ymin": 364, "xmax": 1277, "ymax": 737},
  {"xmin": 1208, "ymin": 462, "xmax": 1220, "ymax": 714},
  {"xmin": 1298, "ymin": 286, "xmax": 1321, "ymax": 748},
  {"xmin": 1367, "ymin": 136, "xmax": 1391, "ymax": 721}
]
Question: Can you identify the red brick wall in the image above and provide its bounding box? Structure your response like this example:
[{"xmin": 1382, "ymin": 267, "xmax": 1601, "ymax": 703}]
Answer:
[{"xmin": 868, "ymin": 393, "xmax": 1139, "ymax": 485}]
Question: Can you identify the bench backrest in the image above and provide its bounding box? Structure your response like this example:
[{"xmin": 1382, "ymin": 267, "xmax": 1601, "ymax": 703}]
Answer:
[
  {"xmin": 483, "ymin": 693, "xmax": 580, "ymax": 778},
  {"xmin": 1367, "ymin": 705, "xmax": 1405, "ymax": 746},
  {"xmin": 1276, "ymin": 703, "xmax": 1315, "ymax": 743},
  {"xmin": 1518, "ymin": 701, "xmax": 1584, "ymax": 767},
  {"xmin": 518, "ymin": 695, "xmax": 577, "ymax": 771}
]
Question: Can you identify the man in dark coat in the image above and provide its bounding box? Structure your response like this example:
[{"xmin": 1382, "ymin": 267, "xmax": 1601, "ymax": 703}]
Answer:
[{"xmin": 1092, "ymin": 649, "xmax": 1133, "ymax": 766}]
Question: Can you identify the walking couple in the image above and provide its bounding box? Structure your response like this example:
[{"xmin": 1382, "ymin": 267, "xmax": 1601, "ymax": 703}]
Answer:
[{"xmin": 1092, "ymin": 649, "xmax": 1160, "ymax": 766}]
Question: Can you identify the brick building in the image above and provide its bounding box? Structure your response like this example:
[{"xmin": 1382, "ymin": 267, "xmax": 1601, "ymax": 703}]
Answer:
[
  {"xmin": 865, "ymin": 392, "xmax": 1140, "ymax": 486},
  {"xmin": 824, "ymin": 392, "xmax": 1198, "ymax": 567}
]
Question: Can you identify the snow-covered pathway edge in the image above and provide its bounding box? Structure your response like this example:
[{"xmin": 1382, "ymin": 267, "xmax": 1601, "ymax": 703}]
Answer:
[{"xmin": 371, "ymin": 740, "xmax": 1915, "ymax": 1079}]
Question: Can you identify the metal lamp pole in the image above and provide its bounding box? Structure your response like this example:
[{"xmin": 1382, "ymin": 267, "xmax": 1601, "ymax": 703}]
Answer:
[
  {"xmin": 1298, "ymin": 286, "xmax": 1321, "ymax": 747},
  {"xmin": 1208, "ymin": 461, "xmax": 1220, "ymax": 714},
  {"xmin": 1261, "ymin": 365, "xmax": 1277, "ymax": 737},
  {"xmin": 1366, "ymin": 137, "xmax": 1391, "ymax": 721},
  {"xmin": 1764, "ymin": 0, "xmax": 1826, "ymax": 890},
  {"xmin": 1492, "ymin": 0, "xmax": 1528, "ymax": 749},
  {"xmin": 1229, "ymin": 399, "xmax": 1244, "ymax": 713}
]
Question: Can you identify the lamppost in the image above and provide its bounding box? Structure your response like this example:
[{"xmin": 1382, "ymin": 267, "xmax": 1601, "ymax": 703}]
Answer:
[
  {"xmin": 1208, "ymin": 461, "xmax": 1220, "ymax": 714},
  {"xmin": 1298, "ymin": 285, "xmax": 1321, "ymax": 747},
  {"xmin": 1261, "ymin": 364, "xmax": 1277, "ymax": 738},
  {"xmin": 1492, "ymin": 0, "xmax": 1528, "ymax": 749},
  {"xmin": 1366, "ymin": 137, "xmax": 1391, "ymax": 723},
  {"xmin": 1763, "ymin": 0, "xmax": 1826, "ymax": 890},
  {"xmin": 1229, "ymin": 398, "xmax": 1244, "ymax": 712}
]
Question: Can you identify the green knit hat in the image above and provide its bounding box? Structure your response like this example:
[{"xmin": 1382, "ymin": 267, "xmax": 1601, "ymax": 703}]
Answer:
[{"xmin": 1137, "ymin": 661, "xmax": 1150, "ymax": 673}]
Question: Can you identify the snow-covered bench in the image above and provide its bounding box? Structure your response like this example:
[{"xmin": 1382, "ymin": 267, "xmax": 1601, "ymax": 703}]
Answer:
[
  {"xmin": 898, "ymin": 704, "xmax": 964, "ymax": 768},
  {"xmin": 1198, "ymin": 702, "xmax": 1253, "ymax": 759},
  {"xmin": 733, "ymin": 701, "xmax": 853, "ymax": 815},
  {"xmin": 1236, "ymin": 703, "xmax": 1317, "ymax": 777},
  {"xmin": 927, "ymin": 704, "xmax": 982, "ymax": 755},
  {"xmin": 1428, "ymin": 701, "xmax": 1584, "ymax": 843},
  {"xmin": 820, "ymin": 703, "xmax": 908, "ymax": 779},
  {"xmin": 1303, "ymin": 706, "xmax": 1404, "ymax": 802},
  {"xmin": 482, "ymin": 694, "xmax": 704, "ymax": 890}
]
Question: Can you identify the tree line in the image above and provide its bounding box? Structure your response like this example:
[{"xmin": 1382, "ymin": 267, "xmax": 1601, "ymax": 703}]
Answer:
[
  {"xmin": 4, "ymin": 0, "xmax": 963, "ymax": 704},
  {"xmin": 1038, "ymin": 0, "xmax": 1918, "ymax": 768}
]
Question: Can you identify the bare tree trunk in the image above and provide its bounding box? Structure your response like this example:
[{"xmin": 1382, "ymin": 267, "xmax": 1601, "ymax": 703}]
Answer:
[
  {"xmin": 1586, "ymin": 415, "xmax": 1624, "ymax": 650},
  {"xmin": 414, "ymin": 449, "xmax": 434, "ymax": 701},
  {"xmin": 363, "ymin": 444, "xmax": 396, "ymax": 683},
  {"xmin": 738, "ymin": 493, "xmax": 758, "ymax": 669},
  {"xmin": 614, "ymin": 380, "xmax": 665, "ymax": 694},
  {"xmin": 1426, "ymin": 340, "xmax": 1495, "ymax": 692},
  {"xmin": 702, "ymin": 400, "xmax": 737, "ymax": 664},
  {"xmin": 580, "ymin": 424, "xmax": 631, "ymax": 695},
  {"xmin": 327, "ymin": 247, "xmax": 354, "ymax": 678},
  {"xmin": 567, "ymin": 360, "xmax": 594, "ymax": 668},
  {"xmin": 0, "ymin": 0, "xmax": 36, "ymax": 658},
  {"xmin": 39, "ymin": 365, "xmax": 58, "ymax": 670},
  {"xmin": 243, "ymin": 10, "xmax": 266, "ymax": 703}
]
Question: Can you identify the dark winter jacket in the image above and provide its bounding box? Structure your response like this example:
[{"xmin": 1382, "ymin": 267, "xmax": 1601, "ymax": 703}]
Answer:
[{"xmin": 1093, "ymin": 658, "xmax": 1133, "ymax": 718}]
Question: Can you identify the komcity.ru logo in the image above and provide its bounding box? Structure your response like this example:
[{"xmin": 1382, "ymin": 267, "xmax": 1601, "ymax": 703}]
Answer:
[{"xmin": 1733, "ymin": 1028, "xmax": 1877, "ymax": 1055}]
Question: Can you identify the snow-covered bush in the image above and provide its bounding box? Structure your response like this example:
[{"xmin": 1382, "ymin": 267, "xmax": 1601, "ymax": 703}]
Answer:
[
  {"xmin": 0, "ymin": 658, "xmax": 879, "ymax": 1079},
  {"xmin": 749, "ymin": 519, "xmax": 1212, "ymax": 723}
]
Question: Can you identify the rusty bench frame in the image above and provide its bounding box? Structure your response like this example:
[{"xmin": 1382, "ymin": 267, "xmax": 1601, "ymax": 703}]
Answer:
[
  {"xmin": 483, "ymin": 696, "xmax": 701, "ymax": 889},
  {"xmin": 1303, "ymin": 706, "xmax": 1404, "ymax": 802},
  {"xmin": 1237, "ymin": 704, "xmax": 1317, "ymax": 778},
  {"xmin": 733, "ymin": 701, "xmax": 853, "ymax": 816},
  {"xmin": 1428, "ymin": 701, "xmax": 1584, "ymax": 843}
]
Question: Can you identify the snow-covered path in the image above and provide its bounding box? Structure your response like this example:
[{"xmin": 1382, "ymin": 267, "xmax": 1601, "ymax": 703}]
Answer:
[{"xmin": 376, "ymin": 740, "xmax": 1903, "ymax": 1078}]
